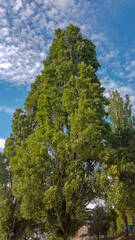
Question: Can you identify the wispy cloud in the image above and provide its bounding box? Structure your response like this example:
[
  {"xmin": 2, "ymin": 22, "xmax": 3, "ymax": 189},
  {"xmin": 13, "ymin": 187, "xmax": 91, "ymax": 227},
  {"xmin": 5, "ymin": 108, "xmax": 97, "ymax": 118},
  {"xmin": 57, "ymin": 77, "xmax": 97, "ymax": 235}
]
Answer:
[
  {"xmin": 0, "ymin": 62, "xmax": 12, "ymax": 69},
  {"xmin": 0, "ymin": 0, "xmax": 135, "ymax": 110},
  {"xmin": 0, "ymin": 0, "xmax": 102, "ymax": 86},
  {"xmin": 0, "ymin": 105, "xmax": 15, "ymax": 115},
  {"xmin": 0, "ymin": 137, "xmax": 5, "ymax": 150},
  {"xmin": 1, "ymin": 0, "xmax": 88, "ymax": 85},
  {"xmin": 12, "ymin": 0, "xmax": 23, "ymax": 13}
]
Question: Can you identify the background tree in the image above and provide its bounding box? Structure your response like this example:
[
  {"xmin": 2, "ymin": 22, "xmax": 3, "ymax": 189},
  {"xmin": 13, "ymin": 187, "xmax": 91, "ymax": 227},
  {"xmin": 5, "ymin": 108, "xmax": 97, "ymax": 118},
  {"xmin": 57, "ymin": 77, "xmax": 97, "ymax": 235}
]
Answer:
[
  {"xmin": 3, "ymin": 99, "xmax": 43, "ymax": 239},
  {"xmin": 98, "ymin": 90, "xmax": 135, "ymax": 237},
  {"xmin": 86, "ymin": 206, "xmax": 115, "ymax": 240},
  {"xmin": 7, "ymin": 25, "xmax": 108, "ymax": 240},
  {"xmin": 4, "ymin": 107, "xmax": 32, "ymax": 161},
  {"xmin": 0, "ymin": 151, "xmax": 42, "ymax": 240}
]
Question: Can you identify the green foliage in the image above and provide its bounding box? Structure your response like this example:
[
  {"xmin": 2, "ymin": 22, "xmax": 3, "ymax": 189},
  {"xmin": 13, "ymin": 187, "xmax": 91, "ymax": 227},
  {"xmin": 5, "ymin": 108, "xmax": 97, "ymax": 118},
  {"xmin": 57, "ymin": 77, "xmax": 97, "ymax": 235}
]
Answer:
[
  {"xmin": 97, "ymin": 91, "xmax": 135, "ymax": 236},
  {"xmin": 115, "ymin": 209, "xmax": 132, "ymax": 233},
  {"xmin": 4, "ymin": 107, "xmax": 33, "ymax": 163},
  {"xmin": 107, "ymin": 91, "xmax": 135, "ymax": 212},
  {"xmin": 9, "ymin": 25, "xmax": 108, "ymax": 240},
  {"xmin": 108, "ymin": 91, "xmax": 131, "ymax": 132},
  {"xmin": 24, "ymin": 75, "xmax": 41, "ymax": 129},
  {"xmin": 0, "ymin": 152, "xmax": 40, "ymax": 240},
  {"xmin": 0, "ymin": 153, "xmax": 11, "ymax": 239},
  {"xmin": 2, "ymin": 108, "xmax": 42, "ymax": 239},
  {"xmin": 46, "ymin": 24, "xmax": 100, "ymax": 73}
]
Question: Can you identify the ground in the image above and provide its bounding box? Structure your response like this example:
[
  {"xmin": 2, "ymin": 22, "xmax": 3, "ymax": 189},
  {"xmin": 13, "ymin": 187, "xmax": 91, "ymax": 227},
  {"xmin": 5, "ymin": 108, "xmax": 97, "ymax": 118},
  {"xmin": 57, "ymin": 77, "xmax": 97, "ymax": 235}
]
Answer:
[{"xmin": 116, "ymin": 234, "xmax": 135, "ymax": 240}]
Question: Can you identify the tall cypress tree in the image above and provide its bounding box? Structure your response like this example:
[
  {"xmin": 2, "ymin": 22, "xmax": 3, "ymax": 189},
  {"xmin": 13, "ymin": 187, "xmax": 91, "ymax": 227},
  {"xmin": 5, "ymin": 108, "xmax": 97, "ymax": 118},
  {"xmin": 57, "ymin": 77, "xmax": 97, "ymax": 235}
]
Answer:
[{"xmin": 9, "ymin": 25, "xmax": 108, "ymax": 240}]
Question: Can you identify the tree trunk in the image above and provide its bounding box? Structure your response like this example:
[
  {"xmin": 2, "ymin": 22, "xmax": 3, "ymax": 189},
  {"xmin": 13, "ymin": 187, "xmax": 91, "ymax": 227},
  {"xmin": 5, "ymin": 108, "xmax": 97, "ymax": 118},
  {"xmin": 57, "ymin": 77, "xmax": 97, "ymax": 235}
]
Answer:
[
  {"xmin": 97, "ymin": 232, "xmax": 99, "ymax": 240},
  {"xmin": 132, "ymin": 216, "xmax": 135, "ymax": 234},
  {"xmin": 122, "ymin": 214, "xmax": 128, "ymax": 237},
  {"xmin": 104, "ymin": 232, "xmax": 107, "ymax": 239}
]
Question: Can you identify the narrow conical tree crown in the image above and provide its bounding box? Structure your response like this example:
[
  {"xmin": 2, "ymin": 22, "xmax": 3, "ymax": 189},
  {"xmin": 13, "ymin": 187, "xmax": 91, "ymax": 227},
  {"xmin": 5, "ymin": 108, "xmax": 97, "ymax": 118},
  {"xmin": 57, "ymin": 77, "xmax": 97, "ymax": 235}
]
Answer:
[{"xmin": 5, "ymin": 25, "xmax": 109, "ymax": 240}]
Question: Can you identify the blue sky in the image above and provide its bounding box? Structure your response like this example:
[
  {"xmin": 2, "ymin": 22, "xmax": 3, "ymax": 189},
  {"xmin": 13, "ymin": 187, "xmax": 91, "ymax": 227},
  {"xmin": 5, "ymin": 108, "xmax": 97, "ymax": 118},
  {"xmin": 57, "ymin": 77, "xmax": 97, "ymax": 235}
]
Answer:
[{"xmin": 0, "ymin": 0, "xmax": 135, "ymax": 151}]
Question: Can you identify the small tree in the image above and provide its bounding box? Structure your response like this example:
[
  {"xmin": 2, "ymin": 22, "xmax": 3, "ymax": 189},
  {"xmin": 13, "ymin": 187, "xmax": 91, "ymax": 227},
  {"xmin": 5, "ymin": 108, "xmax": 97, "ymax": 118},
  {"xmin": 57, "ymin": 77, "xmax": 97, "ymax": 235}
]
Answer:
[{"xmin": 86, "ymin": 206, "xmax": 114, "ymax": 240}]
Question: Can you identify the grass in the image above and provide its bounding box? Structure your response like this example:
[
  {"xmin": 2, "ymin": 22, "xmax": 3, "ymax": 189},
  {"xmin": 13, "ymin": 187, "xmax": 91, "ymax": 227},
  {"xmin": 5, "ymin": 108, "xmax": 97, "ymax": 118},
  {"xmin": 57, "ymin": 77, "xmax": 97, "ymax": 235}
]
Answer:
[
  {"xmin": 87, "ymin": 233, "xmax": 135, "ymax": 240},
  {"xmin": 115, "ymin": 234, "xmax": 135, "ymax": 240}
]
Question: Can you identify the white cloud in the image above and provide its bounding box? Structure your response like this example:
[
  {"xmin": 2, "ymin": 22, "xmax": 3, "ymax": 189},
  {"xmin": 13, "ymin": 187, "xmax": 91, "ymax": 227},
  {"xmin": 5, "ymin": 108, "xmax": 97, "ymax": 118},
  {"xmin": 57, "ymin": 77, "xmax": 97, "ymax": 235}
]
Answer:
[
  {"xmin": 0, "ymin": 0, "xmax": 96, "ymax": 85},
  {"xmin": 30, "ymin": 2, "xmax": 36, "ymax": 9},
  {"xmin": 0, "ymin": 138, "xmax": 5, "ymax": 150},
  {"xmin": 91, "ymin": 32, "xmax": 107, "ymax": 43},
  {"xmin": 101, "ymin": 77, "xmax": 118, "ymax": 91},
  {"xmin": 104, "ymin": 50, "xmax": 119, "ymax": 61},
  {"xmin": 0, "ymin": 105, "xmax": 15, "ymax": 115},
  {"xmin": 20, "ymin": 3, "xmax": 34, "ymax": 20},
  {"xmin": 0, "ymin": 0, "xmax": 133, "ymax": 102},
  {"xmin": 113, "ymin": 71, "xmax": 125, "ymax": 78},
  {"xmin": 53, "ymin": 0, "xmax": 75, "ymax": 10},
  {"xmin": 41, "ymin": 0, "xmax": 75, "ymax": 10},
  {"xmin": 119, "ymin": 72, "xmax": 125, "ymax": 78},
  {"xmin": 0, "ymin": 6, "xmax": 6, "ymax": 17},
  {"xmin": 47, "ymin": 7, "xmax": 58, "ymax": 19},
  {"xmin": 100, "ymin": 75, "xmax": 135, "ymax": 104},
  {"xmin": 0, "ymin": 41, "xmax": 46, "ymax": 85},
  {"xmin": 0, "ymin": 27, "xmax": 9, "ymax": 37},
  {"xmin": 130, "ymin": 95, "xmax": 135, "ymax": 102},
  {"xmin": 0, "ymin": 18, "xmax": 9, "ymax": 26},
  {"xmin": 128, "ymin": 95, "xmax": 135, "ymax": 112},
  {"xmin": 12, "ymin": 0, "xmax": 23, "ymax": 13},
  {"xmin": 127, "ymin": 71, "xmax": 135, "ymax": 79},
  {"xmin": 1, "ymin": 0, "xmax": 135, "ymax": 122},
  {"xmin": 131, "ymin": 60, "xmax": 135, "ymax": 66},
  {"xmin": 0, "ymin": 62, "xmax": 12, "ymax": 69},
  {"xmin": 118, "ymin": 86, "xmax": 134, "ymax": 96},
  {"xmin": 125, "ymin": 60, "xmax": 135, "ymax": 73}
]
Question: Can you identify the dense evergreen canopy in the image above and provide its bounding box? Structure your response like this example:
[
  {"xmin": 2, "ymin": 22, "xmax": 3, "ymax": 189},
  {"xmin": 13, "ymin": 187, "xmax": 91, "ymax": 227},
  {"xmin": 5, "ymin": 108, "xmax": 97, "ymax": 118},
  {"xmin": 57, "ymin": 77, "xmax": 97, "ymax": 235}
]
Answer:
[{"xmin": 3, "ymin": 25, "xmax": 109, "ymax": 240}]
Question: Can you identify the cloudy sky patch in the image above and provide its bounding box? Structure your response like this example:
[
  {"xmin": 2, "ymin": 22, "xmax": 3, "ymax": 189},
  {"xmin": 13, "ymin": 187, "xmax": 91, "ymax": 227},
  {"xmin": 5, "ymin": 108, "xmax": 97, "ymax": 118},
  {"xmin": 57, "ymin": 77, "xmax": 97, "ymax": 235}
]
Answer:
[{"xmin": 1, "ymin": 0, "xmax": 135, "ymax": 147}]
